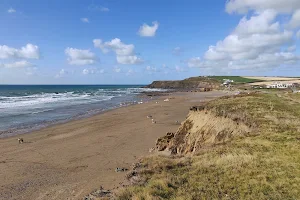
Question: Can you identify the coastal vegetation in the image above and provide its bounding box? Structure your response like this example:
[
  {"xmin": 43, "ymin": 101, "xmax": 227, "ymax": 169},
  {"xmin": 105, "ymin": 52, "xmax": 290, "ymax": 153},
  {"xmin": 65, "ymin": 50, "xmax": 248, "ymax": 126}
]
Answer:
[
  {"xmin": 146, "ymin": 76, "xmax": 263, "ymax": 89},
  {"xmin": 146, "ymin": 77, "xmax": 220, "ymax": 90},
  {"xmin": 208, "ymin": 76, "xmax": 263, "ymax": 83},
  {"xmin": 116, "ymin": 92, "xmax": 300, "ymax": 199}
]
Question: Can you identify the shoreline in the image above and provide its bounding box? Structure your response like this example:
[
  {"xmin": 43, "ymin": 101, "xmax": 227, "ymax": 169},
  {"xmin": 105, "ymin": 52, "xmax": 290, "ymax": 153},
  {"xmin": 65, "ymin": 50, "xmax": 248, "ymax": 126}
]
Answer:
[
  {"xmin": 0, "ymin": 101, "xmax": 139, "ymax": 139},
  {"xmin": 0, "ymin": 91, "xmax": 227, "ymax": 200},
  {"xmin": 0, "ymin": 91, "xmax": 168, "ymax": 139}
]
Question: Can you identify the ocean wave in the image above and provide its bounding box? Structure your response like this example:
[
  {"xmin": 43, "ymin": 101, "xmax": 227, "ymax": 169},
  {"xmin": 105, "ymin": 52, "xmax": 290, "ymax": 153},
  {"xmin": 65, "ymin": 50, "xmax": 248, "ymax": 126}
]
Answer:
[
  {"xmin": 127, "ymin": 88, "xmax": 169, "ymax": 93},
  {"xmin": 0, "ymin": 86, "xmax": 167, "ymax": 136},
  {"xmin": 95, "ymin": 87, "xmax": 169, "ymax": 95},
  {"xmin": 30, "ymin": 109, "xmax": 55, "ymax": 114},
  {"xmin": 0, "ymin": 92, "xmax": 114, "ymax": 109}
]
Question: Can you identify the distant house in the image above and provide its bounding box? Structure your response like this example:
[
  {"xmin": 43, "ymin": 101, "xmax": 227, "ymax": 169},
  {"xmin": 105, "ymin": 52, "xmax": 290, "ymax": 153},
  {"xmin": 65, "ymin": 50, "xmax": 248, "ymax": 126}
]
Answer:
[
  {"xmin": 266, "ymin": 82, "xmax": 294, "ymax": 89},
  {"xmin": 223, "ymin": 79, "xmax": 234, "ymax": 86}
]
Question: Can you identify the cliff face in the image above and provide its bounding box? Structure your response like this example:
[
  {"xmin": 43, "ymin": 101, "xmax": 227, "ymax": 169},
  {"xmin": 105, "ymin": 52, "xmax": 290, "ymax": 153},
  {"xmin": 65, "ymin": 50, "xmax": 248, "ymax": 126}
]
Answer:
[
  {"xmin": 146, "ymin": 77, "xmax": 220, "ymax": 90},
  {"xmin": 156, "ymin": 108, "xmax": 252, "ymax": 155}
]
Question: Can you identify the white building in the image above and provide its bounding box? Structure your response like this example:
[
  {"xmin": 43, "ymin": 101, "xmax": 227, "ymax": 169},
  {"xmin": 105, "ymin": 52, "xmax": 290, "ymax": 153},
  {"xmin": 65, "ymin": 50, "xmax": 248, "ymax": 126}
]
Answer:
[
  {"xmin": 223, "ymin": 79, "xmax": 234, "ymax": 85},
  {"xmin": 266, "ymin": 82, "xmax": 294, "ymax": 89}
]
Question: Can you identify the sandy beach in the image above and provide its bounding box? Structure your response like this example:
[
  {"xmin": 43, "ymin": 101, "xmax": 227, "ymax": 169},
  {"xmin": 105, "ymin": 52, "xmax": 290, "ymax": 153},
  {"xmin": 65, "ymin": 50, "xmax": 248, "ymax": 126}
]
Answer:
[{"xmin": 0, "ymin": 91, "xmax": 225, "ymax": 200}]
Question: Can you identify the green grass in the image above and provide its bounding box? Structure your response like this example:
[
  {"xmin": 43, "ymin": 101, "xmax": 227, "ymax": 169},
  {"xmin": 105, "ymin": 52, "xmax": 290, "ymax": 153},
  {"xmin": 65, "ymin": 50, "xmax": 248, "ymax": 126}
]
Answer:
[
  {"xmin": 116, "ymin": 93, "xmax": 300, "ymax": 200},
  {"xmin": 208, "ymin": 76, "xmax": 263, "ymax": 83}
]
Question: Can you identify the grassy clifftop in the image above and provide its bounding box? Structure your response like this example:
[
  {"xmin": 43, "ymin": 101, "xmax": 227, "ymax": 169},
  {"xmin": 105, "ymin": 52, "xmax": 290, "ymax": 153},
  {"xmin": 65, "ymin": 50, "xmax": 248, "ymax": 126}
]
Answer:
[
  {"xmin": 146, "ymin": 76, "xmax": 262, "ymax": 89},
  {"xmin": 208, "ymin": 76, "xmax": 262, "ymax": 83},
  {"xmin": 116, "ymin": 92, "xmax": 300, "ymax": 199},
  {"xmin": 145, "ymin": 77, "xmax": 220, "ymax": 89}
]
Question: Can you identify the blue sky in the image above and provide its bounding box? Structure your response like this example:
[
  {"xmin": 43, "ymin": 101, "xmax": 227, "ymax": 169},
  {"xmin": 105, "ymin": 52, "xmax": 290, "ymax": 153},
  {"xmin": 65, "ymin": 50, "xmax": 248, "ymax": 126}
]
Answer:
[{"xmin": 0, "ymin": 0, "xmax": 300, "ymax": 84}]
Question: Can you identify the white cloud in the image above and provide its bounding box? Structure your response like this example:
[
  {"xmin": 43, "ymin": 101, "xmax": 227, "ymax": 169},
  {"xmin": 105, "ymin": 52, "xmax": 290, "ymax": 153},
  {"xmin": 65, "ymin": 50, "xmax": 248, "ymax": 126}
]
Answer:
[
  {"xmin": 0, "ymin": 44, "xmax": 40, "ymax": 59},
  {"xmin": 25, "ymin": 67, "xmax": 38, "ymax": 76},
  {"xmin": 226, "ymin": 0, "xmax": 300, "ymax": 14},
  {"xmin": 288, "ymin": 9, "xmax": 300, "ymax": 28},
  {"xmin": 8, "ymin": 8, "xmax": 16, "ymax": 13},
  {"xmin": 88, "ymin": 5, "xmax": 109, "ymax": 12},
  {"xmin": 99, "ymin": 7, "xmax": 109, "ymax": 12},
  {"xmin": 18, "ymin": 44, "xmax": 40, "ymax": 59},
  {"xmin": 204, "ymin": 29, "xmax": 293, "ymax": 61},
  {"xmin": 146, "ymin": 66, "xmax": 159, "ymax": 74},
  {"xmin": 187, "ymin": 57, "xmax": 202, "ymax": 68},
  {"xmin": 287, "ymin": 45, "xmax": 296, "ymax": 52},
  {"xmin": 1, "ymin": 60, "xmax": 33, "ymax": 68},
  {"xmin": 187, "ymin": 57, "xmax": 218, "ymax": 69},
  {"xmin": 83, "ymin": 68, "xmax": 91, "ymax": 75},
  {"xmin": 297, "ymin": 30, "xmax": 300, "ymax": 39},
  {"xmin": 126, "ymin": 69, "xmax": 134, "ymax": 76},
  {"xmin": 204, "ymin": 46, "xmax": 228, "ymax": 61},
  {"xmin": 191, "ymin": 9, "xmax": 299, "ymax": 71},
  {"xmin": 184, "ymin": 0, "xmax": 300, "ymax": 73},
  {"xmin": 146, "ymin": 66, "xmax": 156, "ymax": 71},
  {"xmin": 94, "ymin": 38, "xmax": 134, "ymax": 56},
  {"xmin": 65, "ymin": 47, "xmax": 97, "ymax": 66},
  {"xmin": 207, "ymin": 11, "xmax": 293, "ymax": 61},
  {"xmin": 82, "ymin": 68, "xmax": 105, "ymax": 75},
  {"xmin": 116, "ymin": 55, "xmax": 142, "ymax": 65},
  {"xmin": 113, "ymin": 67, "xmax": 121, "ymax": 73},
  {"xmin": 172, "ymin": 47, "xmax": 182, "ymax": 55},
  {"xmin": 138, "ymin": 21, "xmax": 159, "ymax": 37},
  {"xmin": 228, "ymin": 52, "xmax": 299, "ymax": 70},
  {"xmin": 234, "ymin": 10, "xmax": 279, "ymax": 35},
  {"xmin": 81, "ymin": 18, "xmax": 90, "ymax": 23},
  {"xmin": 175, "ymin": 66, "xmax": 187, "ymax": 72},
  {"xmin": 55, "ymin": 69, "xmax": 68, "ymax": 78},
  {"xmin": 93, "ymin": 38, "xmax": 143, "ymax": 64}
]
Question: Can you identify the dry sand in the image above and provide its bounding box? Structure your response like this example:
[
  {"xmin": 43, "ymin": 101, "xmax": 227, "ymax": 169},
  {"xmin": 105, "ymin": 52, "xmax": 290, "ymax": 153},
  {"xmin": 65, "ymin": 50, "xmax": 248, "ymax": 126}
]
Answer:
[{"xmin": 0, "ymin": 91, "xmax": 225, "ymax": 200}]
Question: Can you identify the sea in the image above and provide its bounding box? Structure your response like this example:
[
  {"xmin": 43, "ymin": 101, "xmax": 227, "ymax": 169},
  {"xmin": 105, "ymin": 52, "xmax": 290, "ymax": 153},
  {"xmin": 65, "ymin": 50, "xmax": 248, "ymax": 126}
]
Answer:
[{"xmin": 0, "ymin": 85, "xmax": 165, "ymax": 138}]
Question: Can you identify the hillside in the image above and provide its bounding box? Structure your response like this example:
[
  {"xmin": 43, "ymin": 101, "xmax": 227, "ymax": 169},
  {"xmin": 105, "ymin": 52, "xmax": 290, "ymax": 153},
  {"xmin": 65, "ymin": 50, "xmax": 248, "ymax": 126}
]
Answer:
[
  {"xmin": 145, "ymin": 76, "xmax": 262, "ymax": 90},
  {"xmin": 145, "ymin": 77, "xmax": 220, "ymax": 90},
  {"xmin": 116, "ymin": 92, "xmax": 300, "ymax": 199},
  {"xmin": 209, "ymin": 76, "xmax": 262, "ymax": 83}
]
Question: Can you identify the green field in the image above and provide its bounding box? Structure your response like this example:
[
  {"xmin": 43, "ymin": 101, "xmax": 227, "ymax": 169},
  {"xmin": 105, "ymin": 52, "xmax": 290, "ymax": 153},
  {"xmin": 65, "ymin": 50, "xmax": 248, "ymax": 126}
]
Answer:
[{"xmin": 208, "ymin": 76, "xmax": 262, "ymax": 83}]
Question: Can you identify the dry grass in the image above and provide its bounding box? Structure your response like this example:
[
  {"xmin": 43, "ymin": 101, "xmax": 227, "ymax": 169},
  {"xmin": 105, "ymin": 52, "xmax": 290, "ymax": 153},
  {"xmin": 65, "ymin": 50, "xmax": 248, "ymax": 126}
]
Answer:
[
  {"xmin": 116, "ymin": 93, "xmax": 300, "ymax": 200},
  {"xmin": 163, "ymin": 111, "xmax": 252, "ymax": 155}
]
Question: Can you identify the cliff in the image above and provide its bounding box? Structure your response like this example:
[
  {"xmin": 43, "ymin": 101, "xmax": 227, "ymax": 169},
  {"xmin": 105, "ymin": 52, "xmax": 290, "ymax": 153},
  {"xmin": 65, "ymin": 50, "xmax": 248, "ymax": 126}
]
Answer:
[
  {"xmin": 156, "ymin": 108, "xmax": 253, "ymax": 155},
  {"xmin": 145, "ymin": 76, "xmax": 220, "ymax": 90}
]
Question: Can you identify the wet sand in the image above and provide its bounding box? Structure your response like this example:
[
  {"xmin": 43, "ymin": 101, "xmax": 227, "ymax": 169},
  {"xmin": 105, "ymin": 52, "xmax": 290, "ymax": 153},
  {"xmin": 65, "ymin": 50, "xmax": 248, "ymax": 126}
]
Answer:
[{"xmin": 0, "ymin": 91, "xmax": 226, "ymax": 200}]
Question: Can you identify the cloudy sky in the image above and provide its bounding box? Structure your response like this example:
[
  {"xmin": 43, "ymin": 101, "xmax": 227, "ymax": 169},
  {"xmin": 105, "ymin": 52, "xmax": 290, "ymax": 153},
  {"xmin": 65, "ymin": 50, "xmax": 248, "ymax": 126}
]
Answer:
[{"xmin": 1, "ymin": 0, "xmax": 300, "ymax": 84}]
